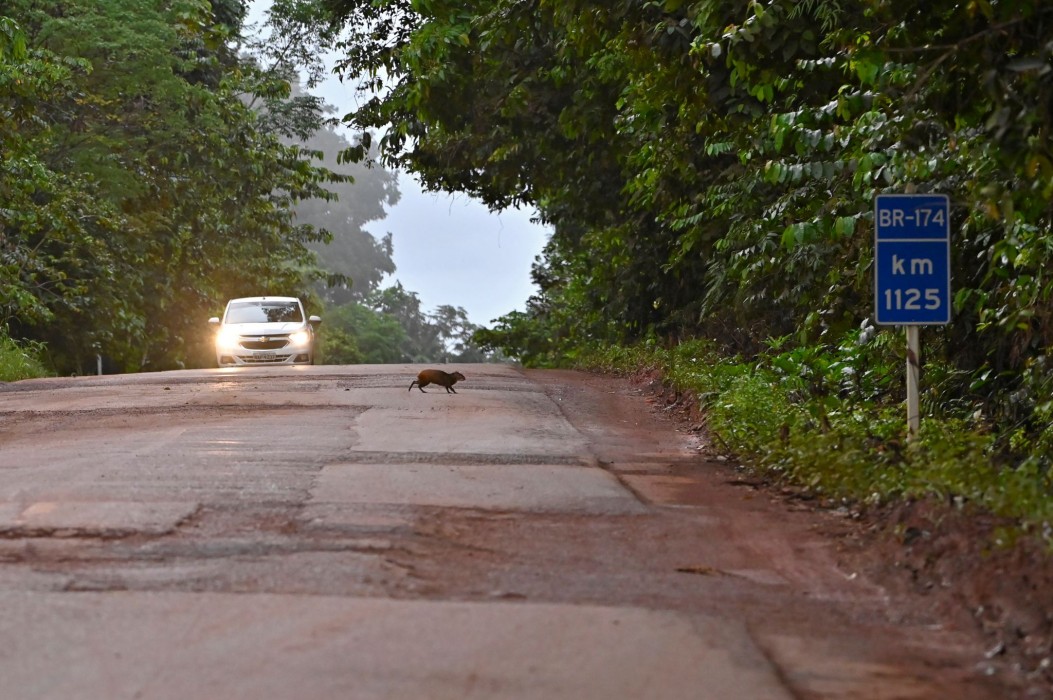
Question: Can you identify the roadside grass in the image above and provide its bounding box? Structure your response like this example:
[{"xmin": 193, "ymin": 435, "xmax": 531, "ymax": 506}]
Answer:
[
  {"xmin": 577, "ymin": 338, "xmax": 1053, "ymax": 548},
  {"xmin": 0, "ymin": 331, "xmax": 52, "ymax": 382}
]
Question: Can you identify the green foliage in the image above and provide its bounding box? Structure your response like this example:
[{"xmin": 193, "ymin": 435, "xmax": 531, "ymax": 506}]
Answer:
[
  {"xmin": 474, "ymin": 310, "xmax": 570, "ymax": 368},
  {"xmin": 0, "ymin": 328, "xmax": 51, "ymax": 381},
  {"xmin": 321, "ymin": 301, "xmax": 407, "ymax": 364},
  {"xmin": 321, "ymin": 291, "xmax": 494, "ymax": 364},
  {"xmin": 1, "ymin": 11, "xmax": 102, "ymax": 332},
  {"xmin": 1, "ymin": 1, "xmax": 392, "ymax": 374},
  {"xmin": 316, "ymin": 322, "xmax": 365, "ymax": 365},
  {"xmin": 430, "ymin": 304, "xmax": 489, "ymax": 362}
]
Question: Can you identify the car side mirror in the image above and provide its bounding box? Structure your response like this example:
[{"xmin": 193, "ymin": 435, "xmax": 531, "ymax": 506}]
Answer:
[
  {"xmin": 308, "ymin": 315, "xmax": 322, "ymax": 327},
  {"xmin": 208, "ymin": 317, "xmax": 220, "ymax": 326}
]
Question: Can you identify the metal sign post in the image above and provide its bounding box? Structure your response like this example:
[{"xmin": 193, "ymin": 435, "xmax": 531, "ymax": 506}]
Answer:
[
  {"xmin": 874, "ymin": 194, "xmax": 951, "ymax": 440},
  {"xmin": 905, "ymin": 325, "xmax": 920, "ymax": 437}
]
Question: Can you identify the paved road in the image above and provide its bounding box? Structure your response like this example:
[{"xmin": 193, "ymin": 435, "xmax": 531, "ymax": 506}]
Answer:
[{"xmin": 0, "ymin": 364, "xmax": 998, "ymax": 699}]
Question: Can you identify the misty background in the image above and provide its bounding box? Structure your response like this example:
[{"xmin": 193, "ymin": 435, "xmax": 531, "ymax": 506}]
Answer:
[{"xmin": 248, "ymin": 0, "xmax": 550, "ymax": 329}]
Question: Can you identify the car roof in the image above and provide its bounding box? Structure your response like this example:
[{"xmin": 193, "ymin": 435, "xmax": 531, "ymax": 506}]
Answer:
[{"xmin": 226, "ymin": 296, "xmax": 302, "ymax": 304}]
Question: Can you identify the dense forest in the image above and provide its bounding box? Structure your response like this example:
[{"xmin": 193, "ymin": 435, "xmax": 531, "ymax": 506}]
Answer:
[
  {"xmin": 0, "ymin": 0, "xmax": 488, "ymax": 374},
  {"xmin": 311, "ymin": 0, "xmax": 1052, "ymax": 465}
]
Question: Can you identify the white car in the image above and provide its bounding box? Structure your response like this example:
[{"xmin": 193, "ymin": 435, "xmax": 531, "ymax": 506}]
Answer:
[{"xmin": 208, "ymin": 296, "xmax": 321, "ymax": 367}]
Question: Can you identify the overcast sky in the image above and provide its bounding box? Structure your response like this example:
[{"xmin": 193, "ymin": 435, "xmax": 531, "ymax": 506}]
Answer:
[
  {"xmin": 248, "ymin": 1, "xmax": 550, "ymax": 327},
  {"xmin": 365, "ymin": 180, "xmax": 549, "ymax": 326}
]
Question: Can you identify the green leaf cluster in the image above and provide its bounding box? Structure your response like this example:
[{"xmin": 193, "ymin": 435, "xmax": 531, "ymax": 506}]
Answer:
[
  {"xmin": 0, "ymin": 328, "xmax": 50, "ymax": 381},
  {"xmin": 319, "ymin": 283, "xmax": 493, "ymax": 364}
]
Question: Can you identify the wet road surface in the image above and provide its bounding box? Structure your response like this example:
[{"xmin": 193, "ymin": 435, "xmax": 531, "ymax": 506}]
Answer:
[{"xmin": 0, "ymin": 364, "xmax": 1001, "ymax": 698}]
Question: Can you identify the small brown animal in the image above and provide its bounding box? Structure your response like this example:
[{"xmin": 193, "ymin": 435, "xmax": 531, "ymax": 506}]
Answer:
[{"xmin": 409, "ymin": 369, "xmax": 466, "ymax": 394}]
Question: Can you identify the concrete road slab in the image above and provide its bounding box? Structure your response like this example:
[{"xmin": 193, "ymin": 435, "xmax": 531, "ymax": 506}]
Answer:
[
  {"xmin": 351, "ymin": 395, "xmax": 589, "ymax": 457},
  {"xmin": 0, "ymin": 591, "xmax": 792, "ymax": 700},
  {"xmin": 311, "ymin": 463, "xmax": 646, "ymax": 514},
  {"xmin": 299, "ymin": 502, "xmax": 421, "ymax": 532},
  {"xmin": 0, "ymin": 502, "xmax": 21, "ymax": 523},
  {"xmin": 0, "ymin": 501, "xmax": 197, "ymax": 537}
]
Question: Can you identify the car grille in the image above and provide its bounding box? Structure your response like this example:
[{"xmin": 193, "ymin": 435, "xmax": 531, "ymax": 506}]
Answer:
[{"xmin": 241, "ymin": 337, "xmax": 288, "ymax": 350}]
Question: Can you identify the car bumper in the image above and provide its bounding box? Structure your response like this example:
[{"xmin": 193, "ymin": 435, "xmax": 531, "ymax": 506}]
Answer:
[{"xmin": 217, "ymin": 350, "xmax": 313, "ymax": 366}]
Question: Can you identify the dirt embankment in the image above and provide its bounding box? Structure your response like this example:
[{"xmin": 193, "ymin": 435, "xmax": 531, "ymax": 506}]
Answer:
[{"xmin": 631, "ymin": 369, "xmax": 1053, "ymax": 699}]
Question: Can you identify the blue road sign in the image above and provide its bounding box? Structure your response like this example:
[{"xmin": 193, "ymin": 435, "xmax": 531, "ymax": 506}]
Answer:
[{"xmin": 874, "ymin": 194, "xmax": 951, "ymax": 325}]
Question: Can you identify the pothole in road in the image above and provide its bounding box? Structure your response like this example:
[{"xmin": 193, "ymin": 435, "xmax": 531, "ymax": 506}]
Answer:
[
  {"xmin": 0, "ymin": 501, "xmax": 200, "ymax": 540},
  {"xmin": 0, "ymin": 503, "xmax": 436, "ymax": 597}
]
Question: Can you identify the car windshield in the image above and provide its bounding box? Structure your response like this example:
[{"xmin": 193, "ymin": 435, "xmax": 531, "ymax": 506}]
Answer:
[{"xmin": 225, "ymin": 301, "xmax": 303, "ymax": 324}]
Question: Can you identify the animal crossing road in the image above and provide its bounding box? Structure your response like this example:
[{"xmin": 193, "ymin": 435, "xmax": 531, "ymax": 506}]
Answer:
[{"xmin": 0, "ymin": 364, "xmax": 1001, "ymax": 699}]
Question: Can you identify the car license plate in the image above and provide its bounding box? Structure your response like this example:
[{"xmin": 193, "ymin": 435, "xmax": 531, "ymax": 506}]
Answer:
[{"xmin": 254, "ymin": 351, "xmax": 275, "ymax": 360}]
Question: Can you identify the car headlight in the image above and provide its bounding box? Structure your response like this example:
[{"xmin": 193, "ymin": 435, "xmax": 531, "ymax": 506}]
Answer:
[
  {"xmin": 215, "ymin": 328, "xmax": 241, "ymax": 352},
  {"xmin": 288, "ymin": 330, "xmax": 311, "ymax": 347}
]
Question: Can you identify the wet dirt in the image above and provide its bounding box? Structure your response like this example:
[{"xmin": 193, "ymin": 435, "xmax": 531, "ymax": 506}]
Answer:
[{"xmin": 553, "ymin": 367, "xmax": 1053, "ymax": 700}]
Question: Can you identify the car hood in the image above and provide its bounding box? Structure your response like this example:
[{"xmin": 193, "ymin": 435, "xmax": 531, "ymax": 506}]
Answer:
[{"xmin": 224, "ymin": 322, "xmax": 306, "ymax": 335}]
